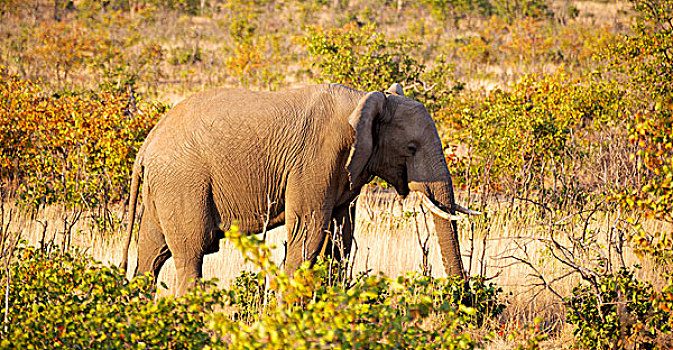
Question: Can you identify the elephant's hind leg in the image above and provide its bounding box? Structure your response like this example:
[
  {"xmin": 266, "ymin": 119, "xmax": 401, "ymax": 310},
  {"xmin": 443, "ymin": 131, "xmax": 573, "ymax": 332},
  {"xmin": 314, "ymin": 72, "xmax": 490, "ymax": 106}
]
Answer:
[
  {"xmin": 135, "ymin": 214, "xmax": 172, "ymax": 283},
  {"xmin": 155, "ymin": 183, "xmax": 218, "ymax": 296}
]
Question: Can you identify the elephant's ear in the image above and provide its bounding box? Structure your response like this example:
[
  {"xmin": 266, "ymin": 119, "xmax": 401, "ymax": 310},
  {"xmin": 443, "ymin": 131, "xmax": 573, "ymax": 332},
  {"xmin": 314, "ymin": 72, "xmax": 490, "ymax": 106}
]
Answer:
[
  {"xmin": 386, "ymin": 83, "xmax": 405, "ymax": 96},
  {"xmin": 346, "ymin": 91, "xmax": 386, "ymax": 189}
]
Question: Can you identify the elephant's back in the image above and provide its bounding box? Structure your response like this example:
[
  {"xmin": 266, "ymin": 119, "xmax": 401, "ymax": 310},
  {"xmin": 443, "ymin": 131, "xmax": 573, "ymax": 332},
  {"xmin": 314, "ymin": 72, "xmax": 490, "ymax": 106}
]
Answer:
[
  {"xmin": 178, "ymin": 86, "xmax": 313, "ymax": 116},
  {"xmin": 144, "ymin": 88, "xmax": 291, "ymax": 147},
  {"xmin": 165, "ymin": 84, "xmax": 363, "ymax": 121},
  {"xmin": 141, "ymin": 84, "xmax": 361, "ymax": 170}
]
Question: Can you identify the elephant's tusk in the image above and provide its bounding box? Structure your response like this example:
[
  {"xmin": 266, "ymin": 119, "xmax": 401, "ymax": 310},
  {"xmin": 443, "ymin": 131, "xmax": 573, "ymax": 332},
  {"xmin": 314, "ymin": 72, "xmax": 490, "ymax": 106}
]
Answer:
[
  {"xmin": 420, "ymin": 195, "xmax": 461, "ymax": 221},
  {"xmin": 455, "ymin": 203, "xmax": 482, "ymax": 216}
]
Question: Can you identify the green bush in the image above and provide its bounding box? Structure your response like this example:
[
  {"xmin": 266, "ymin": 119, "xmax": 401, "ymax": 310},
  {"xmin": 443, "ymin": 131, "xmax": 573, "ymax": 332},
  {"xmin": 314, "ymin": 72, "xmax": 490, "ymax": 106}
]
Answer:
[
  {"xmin": 301, "ymin": 22, "xmax": 424, "ymax": 92},
  {"xmin": 392, "ymin": 273, "xmax": 505, "ymax": 327},
  {"xmin": 490, "ymin": 0, "xmax": 550, "ymax": 20},
  {"xmin": 0, "ymin": 244, "xmax": 226, "ymax": 349},
  {"xmin": 611, "ymin": 0, "xmax": 673, "ymax": 234},
  {"xmin": 214, "ymin": 275, "xmax": 479, "ymax": 349},
  {"xmin": 565, "ymin": 268, "xmax": 672, "ymax": 349},
  {"xmin": 420, "ymin": 0, "xmax": 492, "ymax": 27},
  {"xmin": 227, "ymin": 259, "xmax": 504, "ymax": 329},
  {"xmin": 583, "ymin": 0, "xmax": 673, "ymax": 266},
  {"xmin": 0, "ymin": 226, "xmax": 503, "ymax": 349},
  {"xmin": 229, "ymin": 270, "xmax": 268, "ymax": 322},
  {"xmin": 445, "ymin": 72, "xmax": 622, "ymax": 194}
]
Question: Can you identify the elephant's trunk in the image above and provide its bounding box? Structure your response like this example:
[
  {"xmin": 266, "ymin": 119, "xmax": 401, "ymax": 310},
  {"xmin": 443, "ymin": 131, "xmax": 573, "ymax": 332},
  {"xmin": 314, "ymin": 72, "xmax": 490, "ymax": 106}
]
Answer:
[{"xmin": 423, "ymin": 181, "xmax": 466, "ymax": 279}]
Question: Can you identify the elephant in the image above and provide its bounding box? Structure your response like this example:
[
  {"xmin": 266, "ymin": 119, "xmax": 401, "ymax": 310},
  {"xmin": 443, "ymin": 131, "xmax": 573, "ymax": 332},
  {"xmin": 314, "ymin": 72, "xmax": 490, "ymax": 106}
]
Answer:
[{"xmin": 120, "ymin": 83, "xmax": 479, "ymax": 295}]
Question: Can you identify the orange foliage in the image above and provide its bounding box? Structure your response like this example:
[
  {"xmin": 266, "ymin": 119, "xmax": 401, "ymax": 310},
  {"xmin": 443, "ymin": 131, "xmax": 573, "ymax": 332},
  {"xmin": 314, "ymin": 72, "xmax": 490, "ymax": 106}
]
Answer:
[{"xmin": 0, "ymin": 68, "xmax": 165, "ymax": 209}]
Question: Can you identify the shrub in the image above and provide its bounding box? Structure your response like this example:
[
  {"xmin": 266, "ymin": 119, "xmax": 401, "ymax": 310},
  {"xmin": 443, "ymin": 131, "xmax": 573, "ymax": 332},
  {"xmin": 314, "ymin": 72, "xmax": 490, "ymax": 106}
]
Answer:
[
  {"xmin": 226, "ymin": 258, "xmax": 505, "ymax": 330},
  {"xmin": 301, "ymin": 22, "xmax": 424, "ymax": 92},
  {"xmin": 225, "ymin": 34, "xmax": 287, "ymax": 90},
  {"xmin": 0, "ymin": 69, "xmax": 165, "ymax": 212},
  {"xmin": 213, "ymin": 274, "xmax": 479, "ymax": 349},
  {"xmin": 608, "ymin": 0, "xmax": 673, "ymax": 263},
  {"xmin": 393, "ymin": 273, "xmax": 505, "ymax": 327},
  {"xmin": 499, "ymin": 18, "xmax": 554, "ymax": 66},
  {"xmin": 490, "ymin": 0, "xmax": 550, "ymax": 20},
  {"xmin": 16, "ymin": 12, "xmax": 165, "ymax": 94},
  {"xmin": 1, "ymin": 225, "xmax": 503, "ymax": 349},
  {"xmin": 419, "ymin": 0, "xmax": 492, "ymax": 27},
  {"xmin": 613, "ymin": 0, "xmax": 673, "ymax": 219},
  {"xmin": 28, "ymin": 21, "xmax": 99, "ymax": 89},
  {"xmin": 0, "ymin": 244, "xmax": 227, "ymax": 349},
  {"xmin": 565, "ymin": 268, "xmax": 672, "ymax": 349},
  {"xmin": 229, "ymin": 270, "xmax": 267, "ymax": 322},
  {"xmin": 444, "ymin": 71, "xmax": 623, "ymax": 199}
]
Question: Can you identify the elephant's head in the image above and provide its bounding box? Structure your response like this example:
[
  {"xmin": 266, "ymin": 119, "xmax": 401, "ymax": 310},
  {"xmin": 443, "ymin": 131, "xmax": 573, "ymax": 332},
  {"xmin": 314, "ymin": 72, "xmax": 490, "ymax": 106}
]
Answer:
[{"xmin": 346, "ymin": 83, "xmax": 478, "ymax": 278}]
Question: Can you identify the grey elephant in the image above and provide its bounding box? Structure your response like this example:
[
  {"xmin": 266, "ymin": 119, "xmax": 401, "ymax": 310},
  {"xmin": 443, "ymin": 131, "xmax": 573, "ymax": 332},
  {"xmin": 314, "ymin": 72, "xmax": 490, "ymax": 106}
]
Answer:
[{"xmin": 120, "ymin": 83, "xmax": 478, "ymax": 295}]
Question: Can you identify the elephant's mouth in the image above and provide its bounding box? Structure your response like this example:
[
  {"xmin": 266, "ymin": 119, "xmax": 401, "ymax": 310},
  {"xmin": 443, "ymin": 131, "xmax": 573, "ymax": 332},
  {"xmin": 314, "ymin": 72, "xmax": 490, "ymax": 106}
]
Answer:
[{"xmin": 395, "ymin": 166, "xmax": 410, "ymax": 199}]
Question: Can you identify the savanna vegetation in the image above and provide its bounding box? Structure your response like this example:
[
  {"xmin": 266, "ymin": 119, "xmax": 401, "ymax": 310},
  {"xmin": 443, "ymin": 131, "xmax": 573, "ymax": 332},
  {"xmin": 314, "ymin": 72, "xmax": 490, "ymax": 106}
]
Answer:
[{"xmin": 0, "ymin": 0, "xmax": 672, "ymax": 348}]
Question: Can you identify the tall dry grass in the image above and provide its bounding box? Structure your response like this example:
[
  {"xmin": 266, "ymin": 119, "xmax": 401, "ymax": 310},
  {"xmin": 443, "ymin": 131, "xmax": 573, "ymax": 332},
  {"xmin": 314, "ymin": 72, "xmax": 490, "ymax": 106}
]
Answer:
[{"xmin": 4, "ymin": 184, "xmax": 670, "ymax": 329}]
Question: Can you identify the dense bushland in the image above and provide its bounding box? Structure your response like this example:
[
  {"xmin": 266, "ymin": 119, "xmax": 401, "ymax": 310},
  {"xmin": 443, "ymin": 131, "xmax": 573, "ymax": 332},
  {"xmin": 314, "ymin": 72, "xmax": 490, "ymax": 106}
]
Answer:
[{"xmin": 0, "ymin": 0, "xmax": 625, "ymax": 96}]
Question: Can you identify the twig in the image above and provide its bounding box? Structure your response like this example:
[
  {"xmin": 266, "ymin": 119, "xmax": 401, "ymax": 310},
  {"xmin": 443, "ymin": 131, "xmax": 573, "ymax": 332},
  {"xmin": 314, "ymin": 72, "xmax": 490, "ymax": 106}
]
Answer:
[
  {"xmin": 412, "ymin": 204, "xmax": 432, "ymax": 277},
  {"xmin": 505, "ymin": 255, "xmax": 564, "ymax": 301},
  {"xmin": 514, "ymin": 197, "xmax": 552, "ymax": 214},
  {"xmin": 479, "ymin": 219, "xmax": 489, "ymax": 277},
  {"xmin": 0, "ymin": 191, "xmax": 19, "ymax": 332},
  {"xmin": 611, "ymin": 210, "xmax": 626, "ymax": 269},
  {"xmin": 261, "ymin": 194, "xmax": 275, "ymax": 242}
]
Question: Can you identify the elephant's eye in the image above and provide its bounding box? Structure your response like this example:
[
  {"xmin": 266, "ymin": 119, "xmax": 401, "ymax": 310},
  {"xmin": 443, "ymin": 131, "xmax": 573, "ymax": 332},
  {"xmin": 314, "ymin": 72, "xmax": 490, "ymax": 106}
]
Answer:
[{"xmin": 407, "ymin": 144, "xmax": 417, "ymax": 156}]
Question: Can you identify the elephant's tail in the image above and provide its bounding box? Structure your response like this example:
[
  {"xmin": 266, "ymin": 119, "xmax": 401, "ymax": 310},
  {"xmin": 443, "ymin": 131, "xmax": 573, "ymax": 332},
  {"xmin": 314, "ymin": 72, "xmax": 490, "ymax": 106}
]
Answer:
[{"xmin": 120, "ymin": 153, "xmax": 143, "ymax": 274}]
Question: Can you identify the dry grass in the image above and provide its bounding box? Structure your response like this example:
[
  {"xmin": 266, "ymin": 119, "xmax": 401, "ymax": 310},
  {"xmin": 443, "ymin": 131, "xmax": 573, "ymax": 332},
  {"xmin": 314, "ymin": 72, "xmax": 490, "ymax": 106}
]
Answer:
[
  {"xmin": 570, "ymin": 0, "xmax": 634, "ymax": 27},
  {"xmin": 4, "ymin": 184, "xmax": 670, "ymax": 347}
]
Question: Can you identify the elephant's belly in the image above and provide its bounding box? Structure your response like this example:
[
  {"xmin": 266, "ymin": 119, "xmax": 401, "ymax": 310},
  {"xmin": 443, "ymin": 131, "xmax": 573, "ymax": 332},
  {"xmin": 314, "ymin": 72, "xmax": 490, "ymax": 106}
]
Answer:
[
  {"xmin": 210, "ymin": 171, "xmax": 287, "ymax": 234},
  {"xmin": 216, "ymin": 208, "xmax": 286, "ymax": 234}
]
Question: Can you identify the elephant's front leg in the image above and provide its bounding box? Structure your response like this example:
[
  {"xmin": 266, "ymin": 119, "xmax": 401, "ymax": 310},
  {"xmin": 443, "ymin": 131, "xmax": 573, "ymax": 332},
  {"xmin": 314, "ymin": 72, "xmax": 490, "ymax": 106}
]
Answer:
[
  {"xmin": 321, "ymin": 200, "xmax": 357, "ymax": 262},
  {"xmin": 283, "ymin": 179, "xmax": 335, "ymax": 276},
  {"xmin": 284, "ymin": 209, "xmax": 333, "ymax": 276}
]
